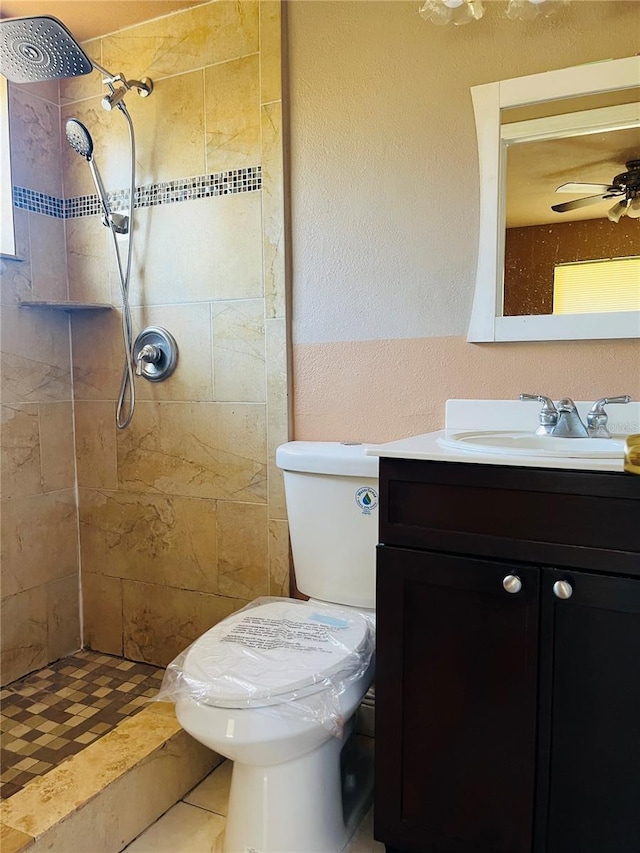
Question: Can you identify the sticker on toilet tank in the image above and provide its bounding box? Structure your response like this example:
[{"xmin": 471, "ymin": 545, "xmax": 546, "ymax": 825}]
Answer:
[{"xmin": 355, "ymin": 486, "xmax": 378, "ymax": 515}]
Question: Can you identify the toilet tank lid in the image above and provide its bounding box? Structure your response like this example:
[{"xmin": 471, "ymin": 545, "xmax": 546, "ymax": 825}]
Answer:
[{"xmin": 276, "ymin": 441, "xmax": 379, "ymax": 477}]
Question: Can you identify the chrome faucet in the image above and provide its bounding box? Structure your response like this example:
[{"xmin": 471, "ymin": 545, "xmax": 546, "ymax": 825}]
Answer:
[
  {"xmin": 587, "ymin": 396, "xmax": 632, "ymax": 438},
  {"xmin": 519, "ymin": 394, "xmax": 632, "ymax": 439},
  {"xmin": 519, "ymin": 394, "xmax": 559, "ymax": 436},
  {"xmin": 552, "ymin": 398, "xmax": 588, "ymax": 438}
]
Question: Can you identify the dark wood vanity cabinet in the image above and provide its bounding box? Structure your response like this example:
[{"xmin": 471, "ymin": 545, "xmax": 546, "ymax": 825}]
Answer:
[{"xmin": 373, "ymin": 458, "xmax": 640, "ymax": 853}]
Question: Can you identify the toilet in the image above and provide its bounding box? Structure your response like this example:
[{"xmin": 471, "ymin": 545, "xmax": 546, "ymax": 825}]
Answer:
[{"xmin": 166, "ymin": 441, "xmax": 379, "ymax": 853}]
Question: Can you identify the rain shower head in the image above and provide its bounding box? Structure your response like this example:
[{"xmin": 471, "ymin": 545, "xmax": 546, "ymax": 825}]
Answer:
[
  {"xmin": 0, "ymin": 16, "xmax": 93, "ymax": 83},
  {"xmin": 65, "ymin": 118, "xmax": 94, "ymax": 161}
]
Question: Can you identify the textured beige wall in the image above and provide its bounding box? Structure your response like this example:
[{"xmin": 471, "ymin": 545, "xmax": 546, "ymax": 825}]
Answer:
[
  {"xmin": 287, "ymin": 1, "xmax": 640, "ymax": 440},
  {"xmin": 1, "ymin": 81, "xmax": 80, "ymax": 684},
  {"xmin": 1, "ymin": 0, "xmax": 288, "ymax": 678}
]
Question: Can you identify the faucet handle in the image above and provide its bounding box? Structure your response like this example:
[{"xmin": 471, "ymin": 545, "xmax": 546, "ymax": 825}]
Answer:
[
  {"xmin": 587, "ymin": 395, "xmax": 631, "ymax": 438},
  {"xmin": 519, "ymin": 394, "xmax": 558, "ymax": 435}
]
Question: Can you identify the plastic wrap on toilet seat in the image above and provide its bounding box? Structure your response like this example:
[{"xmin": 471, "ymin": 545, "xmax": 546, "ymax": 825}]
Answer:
[{"xmin": 156, "ymin": 597, "xmax": 375, "ymax": 737}]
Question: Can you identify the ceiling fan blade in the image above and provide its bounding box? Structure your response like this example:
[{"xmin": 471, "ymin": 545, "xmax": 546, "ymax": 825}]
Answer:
[
  {"xmin": 551, "ymin": 193, "xmax": 617, "ymax": 213},
  {"xmin": 555, "ymin": 182, "xmax": 613, "ymax": 194}
]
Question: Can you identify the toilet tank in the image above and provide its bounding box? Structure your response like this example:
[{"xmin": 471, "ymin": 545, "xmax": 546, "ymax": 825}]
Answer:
[{"xmin": 275, "ymin": 442, "xmax": 379, "ymax": 609}]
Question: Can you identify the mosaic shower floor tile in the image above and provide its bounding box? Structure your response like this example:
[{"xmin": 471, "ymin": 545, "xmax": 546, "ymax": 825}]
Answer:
[{"xmin": 0, "ymin": 650, "xmax": 164, "ymax": 800}]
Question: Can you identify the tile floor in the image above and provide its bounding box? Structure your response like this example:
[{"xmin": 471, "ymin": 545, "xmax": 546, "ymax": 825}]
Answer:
[
  {"xmin": 124, "ymin": 757, "xmax": 385, "ymax": 853},
  {"xmin": 0, "ymin": 650, "xmax": 164, "ymax": 800}
]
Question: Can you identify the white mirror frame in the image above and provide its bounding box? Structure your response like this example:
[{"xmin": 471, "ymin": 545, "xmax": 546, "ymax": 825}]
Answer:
[{"xmin": 468, "ymin": 56, "xmax": 640, "ymax": 343}]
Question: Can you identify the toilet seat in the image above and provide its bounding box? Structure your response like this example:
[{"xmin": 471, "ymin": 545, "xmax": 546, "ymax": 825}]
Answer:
[{"xmin": 180, "ymin": 599, "xmax": 372, "ymax": 709}]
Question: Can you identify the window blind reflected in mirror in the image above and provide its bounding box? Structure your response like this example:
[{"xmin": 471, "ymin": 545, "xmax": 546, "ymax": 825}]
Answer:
[{"xmin": 553, "ymin": 256, "xmax": 640, "ymax": 314}]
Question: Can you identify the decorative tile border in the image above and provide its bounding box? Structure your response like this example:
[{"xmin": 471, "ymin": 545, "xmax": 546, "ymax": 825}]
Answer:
[
  {"xmin": 12, "ymin": 187, "xmax": 64, "ymax": 218},
  {"xmin": 12, "ymin": 166, "xmax": 262, "ymax": 220}
]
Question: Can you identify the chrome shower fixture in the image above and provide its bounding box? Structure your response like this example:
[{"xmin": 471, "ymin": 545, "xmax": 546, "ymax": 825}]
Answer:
[
  {"xmin": 0, "ymin": 16, "xmax": 153, "ymax": 112},
  {"xmin": 0, "ymin": 15, "xmax": 92, "ymax": 82},
  {"xmin": 65, "ymin": 118, "xmax": 129, "ymax": 234},
  {"xmin": 101, "ymin": 74, "xmax": 153, "ymax": 112}
]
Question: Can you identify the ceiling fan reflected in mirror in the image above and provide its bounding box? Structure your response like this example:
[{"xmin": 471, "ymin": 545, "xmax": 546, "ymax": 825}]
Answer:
[{"xmin": 551, "ymin": 159, "xmax": 640, "ymax": 223}]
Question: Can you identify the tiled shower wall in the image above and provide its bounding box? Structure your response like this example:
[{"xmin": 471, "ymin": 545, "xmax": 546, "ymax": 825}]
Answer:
[
  {"xmin": 0, "ymin": 0, "xmax": 288, "ymax": 679},
  {"xmin": 1, "ymin": 75, "xmax": 80, "ymax": 685}
]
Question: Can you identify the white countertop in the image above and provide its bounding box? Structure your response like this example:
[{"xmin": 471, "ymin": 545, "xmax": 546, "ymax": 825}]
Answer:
[{"xmin": 364, "ymin": 399, "xmax": 640, "ymax": 474}]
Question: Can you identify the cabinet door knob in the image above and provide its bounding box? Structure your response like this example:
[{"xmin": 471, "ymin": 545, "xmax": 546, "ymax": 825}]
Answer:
[
  {"xmin": 553, "ymin": 580, "xmax": 573, "ymax": 599},
  {"xmin": 502, "ymin": 574, "xmax": 522, "ymax": 594}
]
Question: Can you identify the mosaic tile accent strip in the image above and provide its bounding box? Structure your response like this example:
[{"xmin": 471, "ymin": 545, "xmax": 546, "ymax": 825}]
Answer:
[
  {"xmin": 13, "ymin": 166, "xmax": 262, "ymax": 221},
  {"xmin": 12, "ymin": 187, "xmax": 65, "ymax": 218},
  {"xmin": 0, "ymin": 650, "xmax": 164, "ymax": 801}
]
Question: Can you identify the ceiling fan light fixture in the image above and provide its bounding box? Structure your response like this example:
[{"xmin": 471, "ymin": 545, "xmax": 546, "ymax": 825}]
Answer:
[
  {"xmin": 627, "ymin": 197, "xmax": 640, "ymax": 219},
  {"xmin": 506, "ymin": 0, "xmax": 568, "ymax": 20},
  {"xmin": 419, "ymin": 0, "xmax": 484, "ymax": 25},
  {"xmin": 607, "ymin": 200, "xmax": 628, "ymax": 224}
]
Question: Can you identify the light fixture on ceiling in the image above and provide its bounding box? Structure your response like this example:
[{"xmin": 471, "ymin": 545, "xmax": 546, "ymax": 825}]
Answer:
[
  {"xmin": 419, "ymin": 0, "xmax": 569, "ymax": 25},
  {"xmin": 627, "ymin": 197, "xmax": 640, "ymax": 219},
  {"xmin": 610, "ymin": 196, "xmax": 640, "ymax": 222},
  {"xmin": 418, "ymin": 0, "xmax": 484, "ymax": 26}
]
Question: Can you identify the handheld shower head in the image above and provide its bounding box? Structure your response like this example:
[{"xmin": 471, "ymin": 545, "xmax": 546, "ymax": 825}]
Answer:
[
  {"xmin": 0, "ymin": 16, "xmax": 93, "ymax": 83},
  {"xmin": 65, "ymin": 118, "xmax": 94, "ymax": 161},
  {"xmin": 64, "ymin": 117, "xmax": 128, "ymax": 235}
]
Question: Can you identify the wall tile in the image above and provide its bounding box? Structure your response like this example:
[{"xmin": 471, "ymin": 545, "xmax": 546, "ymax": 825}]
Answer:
[
  {"xmin": 0, "ymin": 404, "xmax": 41, "ymax": 500},
  {"xmin": 46, "ymin": 574, "xmax": 80, "ymax": 661},
  {"xmin": 71, "ymin": 309, "xmax": 123, "ymax": 401},
  {"xmin": 74, "ymin": 401, "xmax": 117, "ymax": 489},
  {"xmin": 212, "ymin": 299, "xmax": 266, "ymax": 402},
  {"xmin": 0, "ymin": 209, "xmax": 33, "ymax": 307},
  {"xmin": 1, "ymin": 307, "xmax": 71, "ymax": 404},
  {"xmin": 29, "ymin": 213, "xmax": 69, "ymax": 302},
  {"xmin": 59, "ymin": 39, "xmax": 103, "ymax": 104},
  {"xmin": 0, "ymin": 586, "xmax": 48, "ymax": 685},
  {"xmin": 19, "ymin": 78, "xmax": 59, "ymax": 105},
  {"xmin": 1, "ymin": 491, "xmax": 78, "ymax": 599},
  {"xmin": 125, "ymin": 194, "xmax": 263, "ymax": 306},
  {"xmin": 125, "ymin": 70, "xmax": 206, "ymax": 186},
  {"xmin": 82, "ymin": 572, "xmax": 123, "ymax": 656},
  {"xmin": 261, "ymin": 101, "xmax": 285, "ymax": 319},
  {"xmin": 216, "ymin": 501, "xmax": 268, "ymax": 600},
  {"xmin": 260, "ymin": 1, "xmax": 282, "ymax": 105},
  {"xmin": 130, "ymin": 304, "xmax": 213, "ymax": 402},
  {"xmin": 101, "ymin": 2, "xmax": 259, "ymax": 82},
  {"xmin": 266, "ymin": 317, "xmax": 288, "ymax": 519},
  {"xmin": 79, "ymin": 489, "xmax": 218, "ymax": 593},
  {"xmin": 8, "ymin": 86, "xmax": 62, "ymax": 197},
  {"xmin": 39, "ymin": 401, "xmax": 75, "ymax": 492},
  {"xmin": 123, "ymin": 580, "xmax": 242, "ymax": 667},
  {"xmin": 117, "ymin": 401, "xmax": 267, "ymax": 503},
  {"xmin": 268, "ymin": 518, "xmax": 290, "ymax": 597},
  {"xmin": 66, "ymin": 214, "xmax": 111, "ymax": 304},
  {"xmin": 205, "ymin": 54, "xmax": 260, "ymax": 174}
]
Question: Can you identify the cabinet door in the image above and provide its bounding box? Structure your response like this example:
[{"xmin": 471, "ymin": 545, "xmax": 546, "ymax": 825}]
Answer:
[
  {"xmin": 375, "ymin": 546, "xmax": 539, "ymax": 853},
  {"xmin": 537, "ymin": 569, "xmax": 640, "ymax": 853}
]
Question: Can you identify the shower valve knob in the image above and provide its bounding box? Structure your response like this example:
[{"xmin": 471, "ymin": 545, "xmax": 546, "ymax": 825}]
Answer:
[
  {"xmin": 133, "ymin": 327, "xmax": 178, "ymax": 382},
  {"xmin": 135, "ymin": 344, "xmax": 161, "ymax": 375}
]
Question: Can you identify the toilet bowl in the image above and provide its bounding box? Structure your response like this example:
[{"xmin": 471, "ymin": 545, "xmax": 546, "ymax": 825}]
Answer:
[
  {"xmin": 162, "ymin": 442, "xmax": 379, "ymax": 853},
  {"xmin": 174, "ymin": 598, "xmax": 375, "ymax": 853}
]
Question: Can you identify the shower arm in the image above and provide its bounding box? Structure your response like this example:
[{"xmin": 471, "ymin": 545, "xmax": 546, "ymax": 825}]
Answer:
[{"xmin": 92, "ymin": 60, "xmax": 154, "ymax": 99}]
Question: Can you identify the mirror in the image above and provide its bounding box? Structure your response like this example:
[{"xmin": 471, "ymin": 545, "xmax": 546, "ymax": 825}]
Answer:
[{"xmin": 468, "ymin": 56, "xmax": 640, "ymax": 342}]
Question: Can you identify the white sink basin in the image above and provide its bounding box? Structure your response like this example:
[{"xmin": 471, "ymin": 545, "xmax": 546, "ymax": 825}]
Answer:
[{"xmin": 438, "ymin": 431, "xmax": 626, "ymax": 459}]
